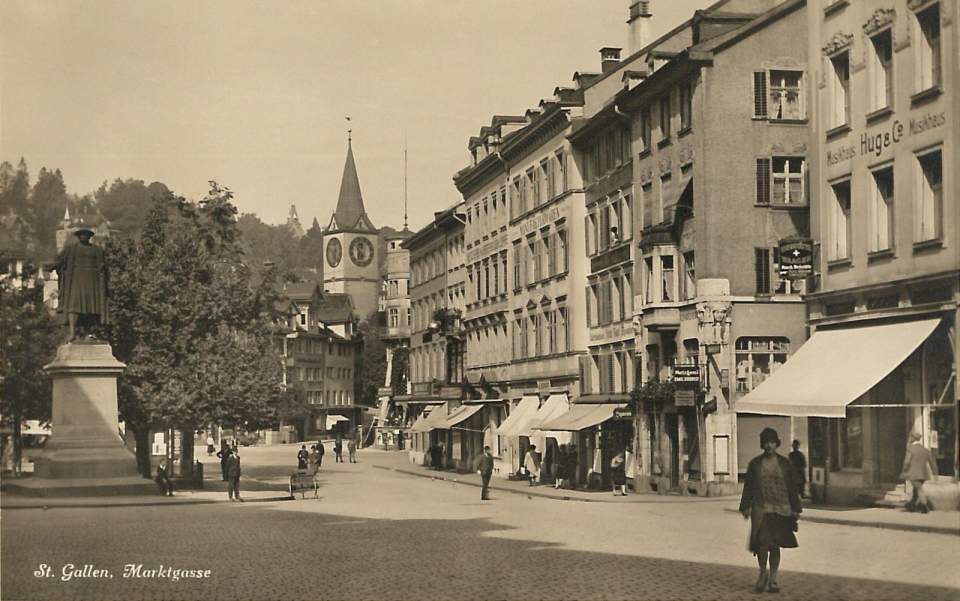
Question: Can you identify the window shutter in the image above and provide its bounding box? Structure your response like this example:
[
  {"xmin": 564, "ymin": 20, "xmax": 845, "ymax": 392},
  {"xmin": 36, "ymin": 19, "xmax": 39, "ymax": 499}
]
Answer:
[
  {"xmin": 755, "ymin": 248, "xmax": 771, "ymax": 295},
  {"xmin": 579, "ymin": 355, "xmax": 592, "ymax": 394},
  {"xmin": 756, "ymin": 158, "xmax": 771, "ymax": 204},
  {"xmin": 586, "ymin": 286, "xmax": 594, "ymax": 327},
  {"xmin": 606, "ymin": 355, "xmax": 616, "ymax": 393},
  {"xmin": 753, "ymin": 71, "xmax": 768, "ymax": 118}
]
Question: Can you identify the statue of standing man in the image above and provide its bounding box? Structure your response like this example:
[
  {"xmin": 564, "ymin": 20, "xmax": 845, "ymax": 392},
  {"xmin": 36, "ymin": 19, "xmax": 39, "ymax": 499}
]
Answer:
[{"xmin": 56, "ymin": 224, "xmax": 109, "ymax": 341}]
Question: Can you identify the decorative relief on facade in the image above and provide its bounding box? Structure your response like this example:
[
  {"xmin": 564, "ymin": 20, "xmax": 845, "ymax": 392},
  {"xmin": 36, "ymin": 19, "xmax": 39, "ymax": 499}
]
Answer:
[
  {"xmin": 770, "ymin": 142, "xmax": 785, "ymax": 153},
  {"xmin": 678, "ymin": 147, "xmax": 694, "ymax": 167},
  {"xmin": 658, "ymin": 157, "xmax": 672, "ymax": 175},
  {"xmin": 696, "ymin": 301, "xmax": 732, "ymax": 347},
  {"xmin": 792, "ymin": 142, "xmax": 807, "ymax": 154},
  {"xmin": 821, "ymin": 31, "xmax": 853, "ymax": 56},
  {"xmin": 639, "ymin": 168, "xmax": 654, "ymax": 185},
  {"xmin": 863, "ymin": 8, "xmax": 896, "ymax": 35}
]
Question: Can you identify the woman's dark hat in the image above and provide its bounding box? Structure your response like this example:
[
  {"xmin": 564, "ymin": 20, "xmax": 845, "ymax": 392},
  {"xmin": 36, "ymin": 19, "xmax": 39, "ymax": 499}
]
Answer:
[{"xmin": 760, "ymin": 427, "xmax": 781, "ymax": 446}]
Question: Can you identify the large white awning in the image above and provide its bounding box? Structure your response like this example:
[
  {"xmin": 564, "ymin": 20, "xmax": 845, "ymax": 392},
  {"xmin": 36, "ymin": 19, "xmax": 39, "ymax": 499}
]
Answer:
[{"xmin": 736, "ymin": 318, "xmax": 940, "ymax": 418}]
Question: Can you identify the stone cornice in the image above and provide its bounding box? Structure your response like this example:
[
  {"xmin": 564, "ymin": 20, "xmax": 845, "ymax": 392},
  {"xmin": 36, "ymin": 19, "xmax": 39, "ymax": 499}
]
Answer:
[
  {"xmin": 907, "ymin": 0, "xmax": 936, "ymax": 11},
  {"xmin": 863, "ymin": 8, "xmax": 896, "ymax": 35},
  {"xmin": 822, "ymin": 31, "xmax": 854, "ymax": 56}
]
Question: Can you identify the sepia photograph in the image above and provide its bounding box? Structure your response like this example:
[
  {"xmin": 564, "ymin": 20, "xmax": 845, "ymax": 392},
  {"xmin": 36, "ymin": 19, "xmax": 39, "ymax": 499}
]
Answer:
[{"xmin": 1, "ymin": 1, "xmax": 958, "ymax": 600}]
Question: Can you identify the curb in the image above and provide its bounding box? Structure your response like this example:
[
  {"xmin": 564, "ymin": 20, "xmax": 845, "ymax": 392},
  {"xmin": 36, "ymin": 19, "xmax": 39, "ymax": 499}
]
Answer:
[
  {"xmin": 721, "ymin": 508, "xmax": 959, "ymax": 536},
  {"xmin": 373, "ymin": 464, "xmax": 737, "ymax": 504},
  {"xmin": 0, "ymin": 495, "xmax": 294, "ymax": 511}
]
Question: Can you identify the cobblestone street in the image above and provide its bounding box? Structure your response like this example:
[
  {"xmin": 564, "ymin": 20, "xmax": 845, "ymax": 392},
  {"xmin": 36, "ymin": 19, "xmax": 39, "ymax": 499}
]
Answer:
[{"xmin": 3, "ymin": 446, "xmax": 958, "ymax": 601}]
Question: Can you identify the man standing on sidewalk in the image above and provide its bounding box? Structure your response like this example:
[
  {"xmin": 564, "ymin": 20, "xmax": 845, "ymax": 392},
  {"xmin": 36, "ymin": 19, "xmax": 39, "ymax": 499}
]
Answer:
[
  {"xmin": 226, "ymin": 451, "xmax": 243, "ymax": 502},
  {"xmin": 477, "ymin": 446, "xmax": 494, "ymax": 501}
]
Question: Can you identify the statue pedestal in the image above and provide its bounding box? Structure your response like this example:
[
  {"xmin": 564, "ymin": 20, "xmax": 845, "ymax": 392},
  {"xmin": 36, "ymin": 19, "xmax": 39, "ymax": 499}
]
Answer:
[{"xmin": 10, "ymin": 341, "xmax": 153, "ymax": 496}]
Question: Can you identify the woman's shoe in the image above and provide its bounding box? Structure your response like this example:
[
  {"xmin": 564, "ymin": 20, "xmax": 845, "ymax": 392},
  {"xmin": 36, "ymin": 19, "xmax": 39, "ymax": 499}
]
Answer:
[
  {"xmin": 754, "ymin": 571, "xmax": 769, "ymax": 593},
  {"xmin": 767, "ymin": 582, "xmax": 779, "ymax": 594}
]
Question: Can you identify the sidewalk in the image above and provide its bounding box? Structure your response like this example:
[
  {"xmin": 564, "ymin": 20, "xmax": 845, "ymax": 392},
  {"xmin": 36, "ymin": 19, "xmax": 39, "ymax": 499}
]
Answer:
[{"xmin": 371, "ymin": 449, "xmax": 960, "ymax": 535}]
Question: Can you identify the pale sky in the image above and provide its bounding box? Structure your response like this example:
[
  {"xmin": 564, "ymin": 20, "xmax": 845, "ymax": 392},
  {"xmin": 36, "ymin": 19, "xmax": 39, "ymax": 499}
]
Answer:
[{"xmin": 1, "ymin": 0, "xmax": 711, "ymax": 232}]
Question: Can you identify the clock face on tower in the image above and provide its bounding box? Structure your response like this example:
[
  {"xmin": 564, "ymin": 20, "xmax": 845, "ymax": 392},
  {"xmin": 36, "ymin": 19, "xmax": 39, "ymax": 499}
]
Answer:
[
  {"xmin": 349, "ymin": 237, "xmax": 374, "ymax": 267},
  {"xmin": 325, "ymin": 238, "xmax": 342, "ymax": 268}
]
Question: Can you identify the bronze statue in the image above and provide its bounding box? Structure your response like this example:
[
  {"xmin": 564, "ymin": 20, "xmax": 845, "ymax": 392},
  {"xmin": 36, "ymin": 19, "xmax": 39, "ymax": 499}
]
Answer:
[{"xmin": 56, "ymin": 225, "xmax": 108, "ymax": 341}]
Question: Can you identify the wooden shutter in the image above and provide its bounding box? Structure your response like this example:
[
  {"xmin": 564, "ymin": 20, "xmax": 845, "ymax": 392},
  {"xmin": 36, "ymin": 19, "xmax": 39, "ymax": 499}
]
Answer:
[
  {"xmin": 755, "ymin": 248, "xmax": 771, "ymax": 295},
  {"xmin": 579, "ymin": 355, "xmax": 593, "ymax": 394},
  {"xmin": 756, "ymin": 158, "xmax": 771, "ymax": 204},
  {"xmin": 753, "ymin": 71, "xmax": 768, "ymax": 118}
]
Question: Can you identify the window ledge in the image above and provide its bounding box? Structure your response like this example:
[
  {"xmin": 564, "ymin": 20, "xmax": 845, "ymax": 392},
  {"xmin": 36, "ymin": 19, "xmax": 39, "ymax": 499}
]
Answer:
[
  {"xmin": 911, "ymin": 85, "xmax": 942, "ymax": 106},
  {"xmin": 827, "ymin": 258, "xmax": 852, "ymax": 270},
  {"xmin": 865, "ymin": 106, "xmax": 893, "ymax": 124},
  {"xmin": 824, "ymin": 0, "xmax": 849, "ymax": 16},
  {"xmin": 657, "ymin": 138, "xmax": 672, "ymax": 149},
  {"xmin": 769, "ymin": 118, "xmax": 808, "ymax": 125},
  {"xmin": 678, "ymin": 126, "xmax": 693, "ymax": 138},
  {"xmin": 769, "ymin": 203, "xmax": 809, "ymax": 211},
  {"xmin": 637, "ymin": 148, "xmax": 652, "ymax": 160},
  {"xmin": 825, "ymin": 123, "xmax": 851, "ymax": 139},
  {"xmin": 912, "ymin": 238, "xmax": 943, "ymax": 252},
  {"xmin": 867, "ymin": 248, "xmax": 895, "ymax": 262}
]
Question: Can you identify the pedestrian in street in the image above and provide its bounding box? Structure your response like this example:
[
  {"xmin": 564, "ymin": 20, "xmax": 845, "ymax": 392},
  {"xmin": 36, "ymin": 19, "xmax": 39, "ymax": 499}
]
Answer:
[
  {"xmin": 334, "ymin": 436, "xmax": 344, "ymax": 463},
  {"xmin": 216, "ymin": 440, "xmax": 231, "ymax": 481},
  {"xmin": 206, "ymin": 434, "xmax": 216, "ymax": 456},
  {"xmin": 610, "ymin": 450, "xmax": 628, "ymax": 496},
  {"xmin": 347, "ymin": 438, "xmax": 357, "ymax": 463},
  {"xmin": 567, "ymin": 443, "xmax": 579, "ymax": 490},
  {"xmin": 900, "ymin": 431, "xmax": 938, "ymax": 513},
  {"xmin": 154, "ymin": 458, "xmax": 174, "ymax": 496},
  {"xmin": 554, "ymin": 444, "xmax": 567, "ymax": 489},
  {"xmin": 316, "ymin": 440, "xmax": 325, "ymax": 468},
  {"xmin": 524, "ymin": 444, "xmax": 541, "ymax": 486},
  {"xmin": 226, "ymin": 451, "xmax": 243, "ymax": 502},
  {"xmin": 477, "ymin": 446, "xmax": 494, "ymax": 500},
  {"xmin": 297, "ymin": 444, "xmax": 309, "ymax": 470},
  {"xmin": 788, "ymin": 440, "xmax": 807, "ymax": 499},
  {"xmin": 308, "ymin": 445, "xmax": 321, "ymax": 476},
  {"xmin": 739, "ymin": 427, "xmax": 801, "ymax": 594}
]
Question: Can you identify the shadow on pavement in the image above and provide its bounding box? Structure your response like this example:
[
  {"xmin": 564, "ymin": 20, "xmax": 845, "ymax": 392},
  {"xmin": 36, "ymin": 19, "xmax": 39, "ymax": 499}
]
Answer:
[{"xmin": 2, "ymin": 503, "xmax": 956, "ymax": 601}]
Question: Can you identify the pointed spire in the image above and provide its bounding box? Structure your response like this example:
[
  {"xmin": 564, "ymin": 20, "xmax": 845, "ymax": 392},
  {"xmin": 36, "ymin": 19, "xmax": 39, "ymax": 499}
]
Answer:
[
  {"xmin": 332, "ymin": 137, "xmax": 375, "ymax": 231},
  {"xmin": 62, "ymin": 203, "xmax": 71, "ymax": 223}
]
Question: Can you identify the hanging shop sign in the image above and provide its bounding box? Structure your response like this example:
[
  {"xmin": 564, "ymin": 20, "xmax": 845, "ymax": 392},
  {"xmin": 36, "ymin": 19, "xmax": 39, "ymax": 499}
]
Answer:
[
  {"xmin": 613, "ymin": 407, "xmax": 635, "ymax": 420},
  {"xmin": 674, "ymin": 390, "xmax": 697, "ymax": 407},
  {"xmin": 778, "ymin": 238, "xmax": 814, "ymax": 280},
  {"xmin": 671, "ymin": 364, "xmax": 701, "ymax": 386}
]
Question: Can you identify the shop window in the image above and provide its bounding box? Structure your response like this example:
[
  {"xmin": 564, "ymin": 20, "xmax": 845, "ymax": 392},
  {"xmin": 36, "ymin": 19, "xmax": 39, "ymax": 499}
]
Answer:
[
  {"xmin": 869, "ymin": 166, "xmax": 894, "ymax": 252},
  {"xmin": 915, "ymin": 149, "xmax": 942, "ymax": 243},
  {"xmin": 828, "ymin": 180, "xmax": 852, "ymax": 260},
  {"xmin": 869, "ymin": 29, "xmax": 893, "ymax": 111},
  {"xmin": 829, "ymin": 51, "xmax": 850, "ymax": 128},
  {"xmin": 769, "ymin": 70, "xmax": 804, "ymax": 120},
  {"xmin": 830, "ymin": 408, "xmax": 864, "ymax": 470},
  {"xmin": 915, "ymin": 3, "xmax": 941, "ymax": 92},
  {"xmin": 735, "ymin": 337, "xmax": 789, "ymax": 394}
]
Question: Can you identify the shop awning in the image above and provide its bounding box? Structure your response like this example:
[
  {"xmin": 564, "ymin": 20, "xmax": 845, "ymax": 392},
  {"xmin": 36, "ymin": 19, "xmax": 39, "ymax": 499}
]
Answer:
[
  {"xmin": 408, "ymin": 406, "xmax": 449, "ymax": 433},
  {"xmin": 497, "ymin": 396, "xmax": 540, "ymax": 437},
  {"xmin": 325, "ymin": 415, "xmax": 349, "ymax": 429},
  {"xmin": 436, "ymin": 404, "xmax": 484, "ymax": 430},
  {"xmin": 537, "ymin": 403, "xmax": 627, "ymax": 431},
  {"xmin": 520, "ymin": 394, "xmax": 570, "ymax": 437},
  {"xmin": 736, "ymin": 318, "xmax": 941, "ymax": 418}
]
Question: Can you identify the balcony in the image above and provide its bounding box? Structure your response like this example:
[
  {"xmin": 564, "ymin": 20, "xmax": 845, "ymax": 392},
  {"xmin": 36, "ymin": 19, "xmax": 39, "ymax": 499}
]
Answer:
[{"xmin": 641, "ymin": 305, "xmax": 681, "ymax": 330}]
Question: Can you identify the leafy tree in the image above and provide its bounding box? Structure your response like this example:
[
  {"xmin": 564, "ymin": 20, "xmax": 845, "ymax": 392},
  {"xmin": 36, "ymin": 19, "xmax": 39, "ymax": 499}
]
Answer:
[
  {"xmin": 27, "ymin": 167, "xmax": 70, "ymax": 259},
  {"xmin": 0, "ymin": 158, "xmax": 30, "ymax": 217},
  {"xmin": 236, "ymin": 213, "xmax": 303, "ymax": 279},
  {"xmin": 390, "ymin": 346, "xmax": 409, "ymax": 397},
  {"xmin": 298, "ymin": 218, "xmax": 325, "ymax": 276},
  {"xmin": 95, "ymin": 178, "xmax": 171, "ymax": 237},
  {"xmin": 355, "ymin": 315, "xmax": 387, "ymax": 407},
  {"xmin": 0, "ymin": 266, "xmax": 57, "ymax": 474},
  {"xmin": 101, "ymin": 183, "xmax": 290, "ymax": 476}
]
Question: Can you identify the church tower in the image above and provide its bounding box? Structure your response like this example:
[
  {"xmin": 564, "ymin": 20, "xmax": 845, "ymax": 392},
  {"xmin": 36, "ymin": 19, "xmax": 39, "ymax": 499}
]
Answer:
[{"xmin": 322, "ymin": 137, "xmax": 380, "ymax": 319}]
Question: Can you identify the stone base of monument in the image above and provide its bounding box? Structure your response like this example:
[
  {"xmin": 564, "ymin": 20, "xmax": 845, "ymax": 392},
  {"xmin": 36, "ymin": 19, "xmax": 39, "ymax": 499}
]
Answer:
[{"xmin": 6, "ymin": 340, "xmax": 154, "ymax": 497}]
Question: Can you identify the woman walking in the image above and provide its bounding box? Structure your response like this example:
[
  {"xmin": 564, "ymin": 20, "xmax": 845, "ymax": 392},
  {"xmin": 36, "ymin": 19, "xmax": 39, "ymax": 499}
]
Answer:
[
  {"xmin": 216, "ymin": 440, "xmax": 231, "ymax": 481},
  {"xmin": 901, "ymin": 431, "xmax": 938, "ymax": 513},
  {"xmin": 610, "ymin": 450, "xmax": 628, "ymax": 496},
  {"xmin": 739, "ymin": 427, "xmax": 801, "ymax": 594},
  {"xmin": 524, "ymin": 444, "xmax": 541, "ymax": 486}
]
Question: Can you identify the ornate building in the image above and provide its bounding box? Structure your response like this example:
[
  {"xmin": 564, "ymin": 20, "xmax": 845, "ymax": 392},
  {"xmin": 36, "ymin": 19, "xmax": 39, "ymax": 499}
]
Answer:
[{"xmin": 322, "ymin": 138, "xmax": 381, "ymax": 319}]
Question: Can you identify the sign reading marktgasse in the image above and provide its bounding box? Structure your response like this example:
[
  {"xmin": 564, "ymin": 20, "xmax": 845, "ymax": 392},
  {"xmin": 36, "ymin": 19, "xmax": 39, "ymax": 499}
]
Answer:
[{"xmin": 778, "ymin": 238, "xmax": 813, "ymax": 280}]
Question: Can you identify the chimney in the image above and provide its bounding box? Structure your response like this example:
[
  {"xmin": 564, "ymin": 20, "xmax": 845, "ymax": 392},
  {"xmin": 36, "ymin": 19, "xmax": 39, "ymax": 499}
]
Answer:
[
  {"xmin": 600, "ymin": 47, "xmax": 622, "ymax": 74},
  {"xmin": 628, "ymin": 0, "xmax": 652, "ymax": 55}
]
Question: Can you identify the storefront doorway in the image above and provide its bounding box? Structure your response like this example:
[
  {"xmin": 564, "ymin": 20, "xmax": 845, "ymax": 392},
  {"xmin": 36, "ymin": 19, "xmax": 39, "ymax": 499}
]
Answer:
[
  {"xmin": 666, "ymin": 413, "xmax": 680, "ymax": 489},
  {"xmin": 876, "ymin": 407, "xmax": 909, "ymax": 487}
]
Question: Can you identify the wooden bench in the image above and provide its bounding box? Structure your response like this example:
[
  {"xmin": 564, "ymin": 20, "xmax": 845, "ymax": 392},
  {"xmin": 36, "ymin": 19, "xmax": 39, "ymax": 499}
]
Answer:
[{"xmin": 289, "ymin": 471, "xmax": 318, "ymax": 499}]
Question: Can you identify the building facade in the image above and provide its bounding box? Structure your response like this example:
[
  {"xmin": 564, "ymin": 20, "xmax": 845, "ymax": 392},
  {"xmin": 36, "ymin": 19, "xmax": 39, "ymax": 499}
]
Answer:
[{"xmin": 739, "ymin": 0, "xmax": 958, "ymax": 509}]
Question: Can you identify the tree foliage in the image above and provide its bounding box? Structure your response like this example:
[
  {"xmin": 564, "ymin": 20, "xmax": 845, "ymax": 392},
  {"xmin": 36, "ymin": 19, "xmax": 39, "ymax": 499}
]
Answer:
[
  {"xmin": 355, "ymin": 316, "xmax": 387, "ymax": 406},
  {"xmin": 101, "ymin": 183, "xmax": 292, "ymax": 473},
  {"xmin": 0, "ymin": 267, "xmax": 58, "ymax": 470},
  {"xmin": 95, "ymin": 178, "xmax": 171, "ymax": 237}
]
